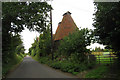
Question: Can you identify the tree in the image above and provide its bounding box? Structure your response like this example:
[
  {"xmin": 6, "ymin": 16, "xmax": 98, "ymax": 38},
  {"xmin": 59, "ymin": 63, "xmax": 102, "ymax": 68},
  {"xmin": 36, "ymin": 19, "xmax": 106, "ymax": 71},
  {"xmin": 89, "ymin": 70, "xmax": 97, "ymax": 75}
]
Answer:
[
  {"xmin": 29, "ymin": 26, "xmax": 51, "ymax": 57},
  {"xmin": 2, "ymin": 34, "xmax": 25, "ymax": 63},
  {"xmin": 2, "ymin": 2, "xmax": 52, "ymax": 32},
  {"xmin": 93, "ymin": 2, "xmax": 120, "ymax": 59},
  {"xmin": 57, "ymin": 28, "xmax": 94, "ymax": 63},
  {"xmin": 2, "ymin": 2, "xmax": 52, "ymax": 61}
]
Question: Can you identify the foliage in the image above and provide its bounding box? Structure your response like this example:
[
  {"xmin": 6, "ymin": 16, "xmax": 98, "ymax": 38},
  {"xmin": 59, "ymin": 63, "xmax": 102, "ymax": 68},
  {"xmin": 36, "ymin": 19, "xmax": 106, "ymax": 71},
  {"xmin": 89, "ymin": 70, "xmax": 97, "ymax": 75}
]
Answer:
[
  {"xmin": 57, "ymin": 28, "xmax": 94, "ymax": 63},
  {"xmin": 2, "ymin": 2, "xmax": 52, "ymax": 33},
  {"xmin": 93, "ymin": 2, "xmax": 120, "ymax": 58},
  {"xmin": 29, "ymin": 26, "xmax": 51, "ymax": 57},
  {"xmin": 2, "ymin": 33, "xmax": 25, "ymax": 77},
  {"xmin": 30, "ymin": 28, "xmax": 96, "ymax": 75},
  {"xmin": 2, "ymin": 34, "xmax": 25, "ymax": 64},
  {"xmin": 2, "ymin": 54, "xmax": 23, "ymax": 78},
  {"xmin": 34, "ymin": 56, "xmax": 95, "ymax": 75},
  {"xmin": 2, "ymin": 1, "xmax": 51, "ymax": 63},
  {"xmin": 39, "ymin": 57, "xmax": 49, "ymax": 64},
  {"xmin": 2, "ymin": 2, "xmax": 52, "ymax": 77},
  {"xmin": 38, "ymin": 26, "xmax": 51, "ymax": 56},
  {"xmin": 85, "ymin": 65, "xmax": 108, "ymax": 78}
]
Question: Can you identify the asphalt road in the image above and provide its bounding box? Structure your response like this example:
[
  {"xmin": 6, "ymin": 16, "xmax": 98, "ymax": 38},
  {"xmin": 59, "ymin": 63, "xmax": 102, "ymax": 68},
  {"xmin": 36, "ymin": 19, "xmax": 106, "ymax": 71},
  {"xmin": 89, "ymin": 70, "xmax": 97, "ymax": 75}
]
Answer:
[{"xmin": 7, "ymin": 56, "xmax": 77, "ymax": 78}]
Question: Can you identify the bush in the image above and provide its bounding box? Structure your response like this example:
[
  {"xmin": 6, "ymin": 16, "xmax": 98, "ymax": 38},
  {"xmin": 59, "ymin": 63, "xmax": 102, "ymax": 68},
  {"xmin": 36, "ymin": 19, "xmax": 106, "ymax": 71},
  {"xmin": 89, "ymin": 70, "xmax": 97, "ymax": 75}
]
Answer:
[
  {"xmin": 60, "ymin": 61, "xmax": 74, "ymax": 72},
  {"xmin": 57, "ymin": 28, "xmax": 94, "ymax": 60},
  {"xmin": 50, "ymin": 61, "xmax": 61, "ymax": 69},
  {"xmin": 39, "ymin": 57, "xmax": 49, "ymax": 64},
  {"xmin": 34, "ymin": 56, "xmax": 96, "ymax": 75},
  {"xmin": 19, "ymin": 53, "xmax": 24, "ymax": 58},
  {"xmin": 73, "ymin": 63, "xmax": 86, "ymax": 72}
]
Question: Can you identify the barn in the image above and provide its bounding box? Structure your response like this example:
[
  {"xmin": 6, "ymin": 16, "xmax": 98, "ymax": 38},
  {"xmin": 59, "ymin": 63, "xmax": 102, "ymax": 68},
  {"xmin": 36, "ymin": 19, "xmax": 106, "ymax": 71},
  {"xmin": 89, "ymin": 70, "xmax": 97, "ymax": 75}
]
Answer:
[{"xmin": 53, "ymin": 11, "xmax": 78, "ymax": 49}]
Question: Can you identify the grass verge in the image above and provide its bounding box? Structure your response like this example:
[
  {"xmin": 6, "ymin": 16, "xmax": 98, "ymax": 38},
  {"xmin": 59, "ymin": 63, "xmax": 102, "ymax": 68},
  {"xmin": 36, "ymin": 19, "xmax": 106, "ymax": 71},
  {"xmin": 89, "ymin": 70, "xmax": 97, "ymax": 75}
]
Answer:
[
  {"xmin": 85, "ymin": 65, "xmax": 109, "ymax": 78},
  {"xmin": 2, "ymin": 55, "xmax": 23, "ymax": 78}
]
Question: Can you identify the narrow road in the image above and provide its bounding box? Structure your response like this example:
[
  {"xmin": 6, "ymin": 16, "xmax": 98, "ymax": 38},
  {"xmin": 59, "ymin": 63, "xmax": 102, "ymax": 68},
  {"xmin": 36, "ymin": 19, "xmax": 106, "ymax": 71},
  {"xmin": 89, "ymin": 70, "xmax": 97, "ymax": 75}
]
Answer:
[{"xmin": 7, "ymin": 56, "xmax": 77, "ymax": 78}]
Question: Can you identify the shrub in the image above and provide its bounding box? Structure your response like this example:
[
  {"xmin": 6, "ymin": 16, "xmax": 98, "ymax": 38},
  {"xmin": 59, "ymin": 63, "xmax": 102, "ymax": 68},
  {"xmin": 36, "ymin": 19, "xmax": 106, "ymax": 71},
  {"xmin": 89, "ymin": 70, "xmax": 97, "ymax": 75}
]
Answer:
[
  {"xmin": 57, "ymin": 28, "xmax": 94, "ymax": 60},
  {"xmin": 19, "ymin": 53, "xmax": 24, "ymax": 58},
  {"xmin": 60, "ymin": 61, "xmax": 74, "ymax": 72},
  {"xmin": 39, "ymin": 57, "xmax": 49, "ymax": 64},
  {"xmin": 50, "ymin": 61, "xmax": 61, "ymax": 69}
]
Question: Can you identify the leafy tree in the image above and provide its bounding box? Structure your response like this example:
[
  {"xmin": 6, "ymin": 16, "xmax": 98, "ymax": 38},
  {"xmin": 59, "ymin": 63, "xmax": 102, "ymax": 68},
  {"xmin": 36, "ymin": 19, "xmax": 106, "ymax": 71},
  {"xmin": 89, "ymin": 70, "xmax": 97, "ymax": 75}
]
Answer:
[
  {"xmin": 29, "ymin": 26, "xmax": 51, "ymax": 57},
  {"xmin": 2, "ymin": 2, "xmax": 52, "ymax": 77},
  {"xmin": 57, "ymin": 28, "xmax": 94, "ymax": 63},
  {"xmin": 93, "ymin": 2, "xmax": 120, "ymax": 59},
  {"xmin": 2, "ymin": 2, "xmax": 52, "ymax": 32},
  {"xmin": 39, "ymin": 26, "xmax": 51, "ymax": 56},
  {"xmin": 2, "ymin": 33, "xmax": 25, "ymax": 63},
  {"xmin": 2, "ymin": 2, "xmax": 52, "ymax": 62}
]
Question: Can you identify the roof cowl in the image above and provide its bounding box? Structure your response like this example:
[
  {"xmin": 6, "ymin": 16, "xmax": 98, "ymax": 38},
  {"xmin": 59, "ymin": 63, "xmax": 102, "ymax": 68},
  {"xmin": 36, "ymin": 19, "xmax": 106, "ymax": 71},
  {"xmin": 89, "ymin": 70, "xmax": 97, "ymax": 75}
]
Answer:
[
  {"xmin": 63, "ymin": 11, "xmax": 71, "ymax": 16},
  {"xmin": 58, "ymin": 22, "xmax": 61, "ymax": 25}
]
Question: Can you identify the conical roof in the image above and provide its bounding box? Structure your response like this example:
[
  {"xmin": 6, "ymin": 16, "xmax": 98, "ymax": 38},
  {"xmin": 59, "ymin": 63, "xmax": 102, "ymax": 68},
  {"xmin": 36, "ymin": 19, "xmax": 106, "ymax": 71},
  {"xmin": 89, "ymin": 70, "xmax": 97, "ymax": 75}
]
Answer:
[{"xmin": 54, "ymin": 11, "xmax": 78, "ymax": 41}]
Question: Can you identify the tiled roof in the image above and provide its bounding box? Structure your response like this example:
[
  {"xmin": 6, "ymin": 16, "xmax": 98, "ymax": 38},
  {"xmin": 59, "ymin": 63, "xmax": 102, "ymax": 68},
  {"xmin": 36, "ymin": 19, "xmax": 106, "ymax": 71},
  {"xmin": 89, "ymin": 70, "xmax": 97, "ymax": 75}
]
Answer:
[{"xmin": 54, "ymin": 11, "xmax": 78, "ymax": 41}]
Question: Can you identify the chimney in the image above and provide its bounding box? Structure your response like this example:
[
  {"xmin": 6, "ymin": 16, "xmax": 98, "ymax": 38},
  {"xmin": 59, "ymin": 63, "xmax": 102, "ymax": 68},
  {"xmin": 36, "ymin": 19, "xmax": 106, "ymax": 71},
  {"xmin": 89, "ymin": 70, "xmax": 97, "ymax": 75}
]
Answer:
[{"xmin": 63, "ymin": 11, "xmax": 71, "ymax": 16}]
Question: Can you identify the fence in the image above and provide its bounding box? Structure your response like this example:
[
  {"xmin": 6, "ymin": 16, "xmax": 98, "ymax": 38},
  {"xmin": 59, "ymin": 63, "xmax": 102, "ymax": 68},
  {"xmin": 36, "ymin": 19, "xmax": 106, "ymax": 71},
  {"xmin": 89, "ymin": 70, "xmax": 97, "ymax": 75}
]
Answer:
[{"xmin": 91, "ymin": 52, "xmax": 117, "ymax": 64}]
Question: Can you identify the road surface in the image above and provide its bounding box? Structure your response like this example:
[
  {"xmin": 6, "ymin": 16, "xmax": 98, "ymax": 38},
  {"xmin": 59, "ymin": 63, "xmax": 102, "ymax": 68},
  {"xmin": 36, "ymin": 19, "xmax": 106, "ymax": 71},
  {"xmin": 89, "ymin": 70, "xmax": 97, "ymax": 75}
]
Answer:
[{"xmin": 7, "ymin": 56, "xmax": 77, "ymax": 78}]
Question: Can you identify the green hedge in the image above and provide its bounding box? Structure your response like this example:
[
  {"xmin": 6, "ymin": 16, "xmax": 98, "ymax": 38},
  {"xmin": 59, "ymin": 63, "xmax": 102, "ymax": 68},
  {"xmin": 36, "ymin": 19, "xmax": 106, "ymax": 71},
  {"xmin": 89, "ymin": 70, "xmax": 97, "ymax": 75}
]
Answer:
[{"xmin": 35, "ymin": 57, "xmax": 95, "ymax": 75}]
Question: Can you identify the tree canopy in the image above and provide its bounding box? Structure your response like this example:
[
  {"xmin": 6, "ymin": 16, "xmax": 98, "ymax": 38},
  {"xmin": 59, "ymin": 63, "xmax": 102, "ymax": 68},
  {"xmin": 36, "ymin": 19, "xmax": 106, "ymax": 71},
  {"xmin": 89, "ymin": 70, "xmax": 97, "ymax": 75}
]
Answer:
[
  {"xmin": 93, "ymin": 2, "xmax": 120, "ymax": 57},
  {"xmin": 57, "ymin": 28, "xmax": 94, "ymax": 63},
  {"xmin": 2, "ymin": 2, "xmax": 52, "ymax": 33},
  {"xmin": 29, "ymin": 26, "xmax": 51, "ymax": 57},
  {"xmin": 2, "ymin": 2, "xmax": 52, "ymax": 63}
]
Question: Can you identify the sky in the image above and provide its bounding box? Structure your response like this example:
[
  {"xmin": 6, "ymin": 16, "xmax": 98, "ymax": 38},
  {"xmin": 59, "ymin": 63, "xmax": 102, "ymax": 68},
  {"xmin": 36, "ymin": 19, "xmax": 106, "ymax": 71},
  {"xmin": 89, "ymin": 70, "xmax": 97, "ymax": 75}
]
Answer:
[{"xmin": 21, "ymin": 0, "xmax": 105, "ymax": 53}]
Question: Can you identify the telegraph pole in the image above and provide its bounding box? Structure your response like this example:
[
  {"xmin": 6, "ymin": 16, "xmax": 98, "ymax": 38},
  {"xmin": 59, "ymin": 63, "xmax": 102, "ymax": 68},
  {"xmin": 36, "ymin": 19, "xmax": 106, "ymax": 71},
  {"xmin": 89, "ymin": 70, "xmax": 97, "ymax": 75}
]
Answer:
[{"xmin": 50, "ymin": 8, "xmax": 54, "ymax": 60}]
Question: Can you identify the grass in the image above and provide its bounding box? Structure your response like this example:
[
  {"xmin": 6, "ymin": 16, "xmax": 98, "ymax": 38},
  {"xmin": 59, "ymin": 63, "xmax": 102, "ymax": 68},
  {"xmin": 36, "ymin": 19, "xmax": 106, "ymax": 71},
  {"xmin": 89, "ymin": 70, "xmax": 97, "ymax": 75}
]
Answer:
[
  {"xmin": 96, "ymin": 55, "xmax": 115, "ymax": 64},
  {"xmin": 85, "ymin": 63, "xmax": 120, "ymax": 79},
  {"xmin": 2, "ymin": 54, "xmax": 23, "ymax": 78},
  {"xmin": 85, "ymin": 65, "xmax": 108, "ymax": 78},
  {"xmin": 92, "ymin": 52, "xmax": 117, "ymax": 64}
]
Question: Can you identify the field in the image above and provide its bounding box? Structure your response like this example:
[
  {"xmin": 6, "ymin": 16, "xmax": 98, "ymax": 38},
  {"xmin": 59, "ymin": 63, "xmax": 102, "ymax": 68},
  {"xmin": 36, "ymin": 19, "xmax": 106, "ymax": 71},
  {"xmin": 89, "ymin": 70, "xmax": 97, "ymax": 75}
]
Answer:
[{"xmin": 91, "ymin": 52, "xmax": 117, "ymax": 64}]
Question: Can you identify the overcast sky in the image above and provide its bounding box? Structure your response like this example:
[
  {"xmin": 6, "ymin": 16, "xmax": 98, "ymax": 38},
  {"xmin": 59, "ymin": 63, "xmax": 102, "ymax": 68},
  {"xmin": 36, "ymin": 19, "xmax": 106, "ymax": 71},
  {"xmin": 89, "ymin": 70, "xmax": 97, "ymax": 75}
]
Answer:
[{"xmin": 21, "ymin": 0, "xmax": 105, "ymax": 53}]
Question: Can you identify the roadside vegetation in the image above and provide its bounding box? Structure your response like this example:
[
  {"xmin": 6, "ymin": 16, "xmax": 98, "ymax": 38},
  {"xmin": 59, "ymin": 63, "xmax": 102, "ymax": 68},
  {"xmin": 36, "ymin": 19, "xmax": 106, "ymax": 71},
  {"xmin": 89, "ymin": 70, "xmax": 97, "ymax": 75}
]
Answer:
[
  {"xmin": 2, "ymin": 2, "xmax": 52, "ymax": 78},
  {"xmin": 29, "ymin": 28, "xmax": 96, "ymax": 75},
  {"xmin": 29, "ymin": 27, "xmax": 119, "ymax": 78},
  {"xmin": 2, "ymin": 54, "xmax": 24, "ymax": 78},
  {"xmin": 2, "ymin": 1, "xmax": 120, "ymax": 79},
  {"xmin": 29, "ymin": 2, "xmax": 120, "ymax": 79},
  {"xmin": 2, "ymin": 34, "xmax": 25, "ymax": 78},
  {"xmin": 85, "ymin": 65, "xmax": 109, "ymax": 78}
]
